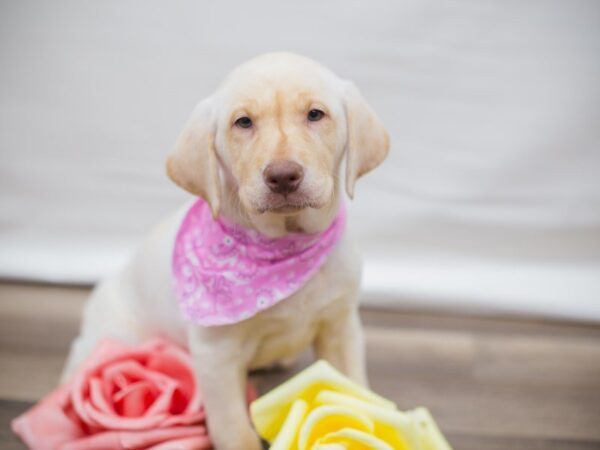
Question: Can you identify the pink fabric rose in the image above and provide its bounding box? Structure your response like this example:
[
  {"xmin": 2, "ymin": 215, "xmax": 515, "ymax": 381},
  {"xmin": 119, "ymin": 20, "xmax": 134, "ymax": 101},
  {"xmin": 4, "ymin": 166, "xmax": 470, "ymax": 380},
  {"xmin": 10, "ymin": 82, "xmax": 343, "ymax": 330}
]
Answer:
[{"xmin": 12, "ymin": 338, "xmax": 256, "ymax": 450}]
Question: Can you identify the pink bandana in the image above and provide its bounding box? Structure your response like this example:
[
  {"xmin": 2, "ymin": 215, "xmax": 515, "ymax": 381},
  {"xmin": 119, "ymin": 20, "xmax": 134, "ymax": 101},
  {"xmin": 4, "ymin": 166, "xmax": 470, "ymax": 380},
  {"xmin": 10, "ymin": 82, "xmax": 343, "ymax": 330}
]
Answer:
[{"xmin": 172, "ymin": 199, "xmax": 346, "ymax": 326}]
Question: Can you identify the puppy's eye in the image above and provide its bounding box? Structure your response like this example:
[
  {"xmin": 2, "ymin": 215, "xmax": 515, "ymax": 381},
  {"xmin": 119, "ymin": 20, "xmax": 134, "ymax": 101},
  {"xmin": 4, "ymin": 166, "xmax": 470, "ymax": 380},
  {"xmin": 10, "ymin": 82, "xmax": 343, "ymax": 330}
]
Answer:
[
  {"xmin": 307, "ymin": 109, "xmax": 325, "ymax": 122},
  {"xmin": 235, "ymin": 116, "xmax": 253, "ymax": 129}
]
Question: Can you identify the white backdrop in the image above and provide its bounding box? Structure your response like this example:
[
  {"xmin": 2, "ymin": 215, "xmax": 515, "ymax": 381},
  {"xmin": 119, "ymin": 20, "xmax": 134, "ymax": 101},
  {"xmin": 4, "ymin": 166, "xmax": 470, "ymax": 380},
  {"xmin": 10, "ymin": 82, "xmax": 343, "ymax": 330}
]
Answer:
[{"xmin": 1, "ymin": 1, "xmax": 599, "ymax": 320}]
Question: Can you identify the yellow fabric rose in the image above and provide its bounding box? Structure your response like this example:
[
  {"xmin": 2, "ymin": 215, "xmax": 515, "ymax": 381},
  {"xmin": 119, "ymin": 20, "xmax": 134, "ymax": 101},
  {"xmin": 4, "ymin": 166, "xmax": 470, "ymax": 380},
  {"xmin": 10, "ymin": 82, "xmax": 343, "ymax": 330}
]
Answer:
[{"xmin": 250, "ymin": 360, "xmax": 452, "ymax": 450}]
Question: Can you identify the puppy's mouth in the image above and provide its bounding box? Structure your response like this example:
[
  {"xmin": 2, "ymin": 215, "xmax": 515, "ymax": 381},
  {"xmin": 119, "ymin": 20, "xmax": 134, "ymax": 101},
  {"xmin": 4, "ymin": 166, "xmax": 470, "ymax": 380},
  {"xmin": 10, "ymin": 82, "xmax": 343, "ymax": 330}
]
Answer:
[
  {"xmin": 266, "ymin": 204, "xmax": 308, "ymax": 214},
  {"xmin": 256, "ymin": 193, "xmax": 321, "ymax": 214}
]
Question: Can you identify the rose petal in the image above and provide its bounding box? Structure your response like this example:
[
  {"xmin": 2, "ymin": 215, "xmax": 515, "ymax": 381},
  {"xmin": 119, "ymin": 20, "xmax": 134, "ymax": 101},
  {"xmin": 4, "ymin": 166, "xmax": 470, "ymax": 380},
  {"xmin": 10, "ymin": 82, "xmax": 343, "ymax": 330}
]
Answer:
[
  {"xmin": 315, "ymin": 427, "xmax": 394, "ymax": 450},
  {"xmin": 103, "ymin": 360, "xmax": 174, "ymax": 390},
  {"xmin": 297, "ymin": 405, "xmax": 374, "ymax": 450},
  {"xmin": 88, "ymin": 377, "xmax": 115, "ymax": 416},
  {"xmin": 119, "ymin": 425, "xmax": 208, "ymax": 449},
  {"xmin": 142, "ymin": 380, "xmax": 178, "ymax": 417},
  {"xmin": 146, "ymin": 435, "xmax": 212, "ymax": 450},
  {"xmin": 269, "ymin": 399, "xmax": 308, "ymax": 449},
  {"xmin": 84, "ymin": 398, "xmax": 169, "ymax": 430},
  {"xmin": 110, "ymin": 371, "xmax": 130, "ymax": 392},
  {"xmin": 61, "ymin": 425, "xmax": 210, "ymax": 450},
  {"xmin": 114, "ymin": 380, "xmax": 159, "ymax": 417},
  {"xmin": 146, "ymin": 347, "xmax": 195, "ymax": 393},
  {"xmin": 144, "ymin": 345, "xmax": 201, "ymax": 414},
  {"xmin": 11, "ymin": 386, "xmax": 86, "ymax": 450},
  {"xmin": 162, "ymin": 410, "xmax": 206, "ymax": 427}
]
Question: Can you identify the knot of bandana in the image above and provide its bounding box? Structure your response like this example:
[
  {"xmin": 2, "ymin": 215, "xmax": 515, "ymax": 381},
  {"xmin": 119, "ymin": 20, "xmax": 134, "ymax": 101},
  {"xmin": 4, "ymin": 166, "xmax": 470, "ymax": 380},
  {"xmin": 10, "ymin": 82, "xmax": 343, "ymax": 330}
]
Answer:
[{"xmin": 172, "ymin": 199, "xmax": 346, "ymax": 326}]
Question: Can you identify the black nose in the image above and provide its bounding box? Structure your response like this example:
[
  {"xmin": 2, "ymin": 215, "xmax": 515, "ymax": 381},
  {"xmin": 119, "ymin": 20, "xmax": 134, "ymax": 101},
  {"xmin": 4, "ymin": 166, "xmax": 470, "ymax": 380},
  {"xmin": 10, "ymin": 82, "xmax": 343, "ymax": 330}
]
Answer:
[{"xmin": 263, "ymin": 160, "xmax": 304, "ymax": 194}]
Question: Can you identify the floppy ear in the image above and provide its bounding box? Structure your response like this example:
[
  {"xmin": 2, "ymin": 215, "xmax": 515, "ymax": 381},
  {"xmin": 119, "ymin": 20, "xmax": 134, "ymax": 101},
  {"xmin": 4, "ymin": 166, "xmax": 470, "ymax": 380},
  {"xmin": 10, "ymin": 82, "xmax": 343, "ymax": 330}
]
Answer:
[
  {"xmin": 343, "ymin": 81, "xmax": 390, "ymax": 199},
  {"xmin": 166, "ymin": 98, "xmax": 221, "ymax": 217}
]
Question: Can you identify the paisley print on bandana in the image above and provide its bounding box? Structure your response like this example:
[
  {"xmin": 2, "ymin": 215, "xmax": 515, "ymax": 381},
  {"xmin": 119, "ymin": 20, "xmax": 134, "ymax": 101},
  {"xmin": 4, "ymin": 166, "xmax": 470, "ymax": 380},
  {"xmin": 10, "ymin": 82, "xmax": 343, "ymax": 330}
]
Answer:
[{"xmin": 172, "ymin": 199, "xmax": 346, "ymax": 326}]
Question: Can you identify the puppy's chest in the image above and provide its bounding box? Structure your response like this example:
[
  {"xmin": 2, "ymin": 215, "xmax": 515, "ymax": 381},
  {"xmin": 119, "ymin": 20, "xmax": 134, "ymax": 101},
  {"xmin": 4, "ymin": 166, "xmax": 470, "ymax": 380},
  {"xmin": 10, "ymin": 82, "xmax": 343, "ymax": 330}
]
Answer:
[
  {"xmin": 247, "ymin": 249, "xmax": 358, "ymax": 367},
  {"xmin": 247, "ymin": 292, "xmax": 337, "ymax": 368}
]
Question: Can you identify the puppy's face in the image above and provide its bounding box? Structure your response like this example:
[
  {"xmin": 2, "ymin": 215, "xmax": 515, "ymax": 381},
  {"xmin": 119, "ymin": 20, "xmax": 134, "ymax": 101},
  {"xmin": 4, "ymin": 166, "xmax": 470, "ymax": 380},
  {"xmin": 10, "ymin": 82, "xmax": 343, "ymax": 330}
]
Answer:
[
  {"xmin": 167, "ymin": 53, "xmax": 389, "ymax": 235},
  {"xmin": 219, "ymin": 77, "xmax": 344, "ymax": 216}
]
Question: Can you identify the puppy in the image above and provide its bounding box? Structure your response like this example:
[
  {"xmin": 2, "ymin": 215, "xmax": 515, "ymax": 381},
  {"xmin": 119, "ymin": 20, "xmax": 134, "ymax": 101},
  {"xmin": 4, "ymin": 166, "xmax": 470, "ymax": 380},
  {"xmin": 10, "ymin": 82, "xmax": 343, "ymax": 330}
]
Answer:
[{"xmin": 63, "ymin": 52, "xmax": 389, "ymax": 450}]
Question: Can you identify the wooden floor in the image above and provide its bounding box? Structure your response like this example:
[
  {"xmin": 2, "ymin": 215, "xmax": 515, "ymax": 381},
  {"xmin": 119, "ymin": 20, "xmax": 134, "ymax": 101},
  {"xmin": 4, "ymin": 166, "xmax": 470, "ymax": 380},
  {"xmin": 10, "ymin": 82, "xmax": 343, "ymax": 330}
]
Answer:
[{"xmin": 1, "ymin": 282, "xmax": 599, "ymax": 450}]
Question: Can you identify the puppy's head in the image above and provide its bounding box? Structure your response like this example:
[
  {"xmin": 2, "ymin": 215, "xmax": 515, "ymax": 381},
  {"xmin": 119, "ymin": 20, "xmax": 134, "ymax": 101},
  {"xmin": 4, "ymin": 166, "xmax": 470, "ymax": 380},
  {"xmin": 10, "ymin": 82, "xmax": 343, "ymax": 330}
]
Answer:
[{"xmin": 167, "ymin": 53, "xmax": 389, "ymax": 236}]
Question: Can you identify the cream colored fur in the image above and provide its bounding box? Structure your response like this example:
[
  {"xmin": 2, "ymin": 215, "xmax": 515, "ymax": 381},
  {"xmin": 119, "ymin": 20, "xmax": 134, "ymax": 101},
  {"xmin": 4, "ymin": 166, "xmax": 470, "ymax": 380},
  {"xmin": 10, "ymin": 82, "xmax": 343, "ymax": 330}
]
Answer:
[{"xmin": 63, "ymin": 52, "xmax": 389, "ymax": 450}]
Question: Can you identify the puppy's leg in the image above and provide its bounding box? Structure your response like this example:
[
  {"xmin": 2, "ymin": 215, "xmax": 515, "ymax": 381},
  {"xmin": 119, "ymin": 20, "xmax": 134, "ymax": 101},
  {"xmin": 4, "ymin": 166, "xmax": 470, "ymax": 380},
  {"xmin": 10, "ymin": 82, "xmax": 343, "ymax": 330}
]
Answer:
[
  {"xmin": 314, "ymin": 303, "xmax": 368, "ymax": 386},
  {"xmin": 188, "ymin": 326, "xmax": 261, "ymax": 450}
]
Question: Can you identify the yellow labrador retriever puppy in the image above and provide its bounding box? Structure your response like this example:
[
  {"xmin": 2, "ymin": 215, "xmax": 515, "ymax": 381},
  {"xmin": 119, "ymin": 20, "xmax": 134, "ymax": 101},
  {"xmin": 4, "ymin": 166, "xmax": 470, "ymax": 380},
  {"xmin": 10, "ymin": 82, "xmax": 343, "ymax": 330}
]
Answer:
[{"xmin": 63, "ymin": 52, "xmax": 389, "ymax": 449}]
